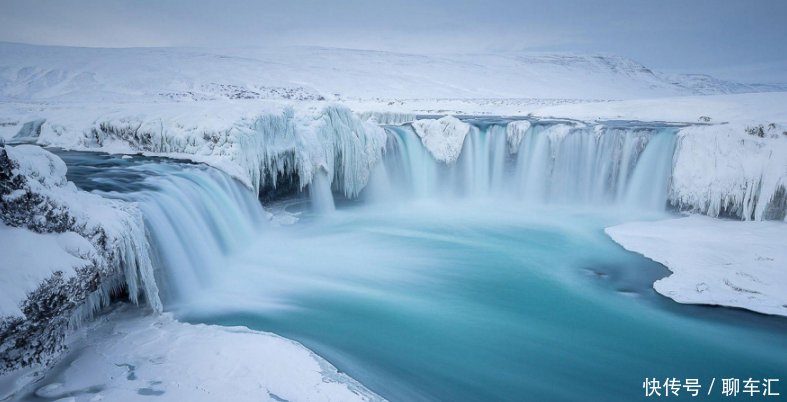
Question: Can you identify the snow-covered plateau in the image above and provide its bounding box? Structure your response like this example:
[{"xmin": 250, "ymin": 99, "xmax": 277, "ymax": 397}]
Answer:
[
  {"xmin": 1, "ymin": 41, "xmax": 786, "ymax": 400},
  {"xmin": 3, "ymin": 42, "xmax": 785, "ymax": 103}
]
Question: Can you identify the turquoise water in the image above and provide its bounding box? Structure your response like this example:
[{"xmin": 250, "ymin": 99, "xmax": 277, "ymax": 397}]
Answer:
[
  {"xmin": 181, "ymin": 201, "xmax": 787, "ymax": 402},
  {"xmin": 54, "ymin": 122, "xmax": 787, "ymax": 402}
]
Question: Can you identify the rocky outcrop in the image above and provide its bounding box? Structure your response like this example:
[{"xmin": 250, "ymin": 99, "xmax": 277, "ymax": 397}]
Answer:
[{"xmin": 0, "ymin": 144, "xmax": 160, "ymax": 372}]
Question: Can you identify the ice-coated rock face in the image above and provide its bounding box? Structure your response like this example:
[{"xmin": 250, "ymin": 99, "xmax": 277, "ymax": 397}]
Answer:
[
  {"xmin": 0, "ymin": 144, "xmax": 160, "ymax": 372},
  {"xmin": 505, "ymin": 120, "xmax": 531, "ymax": 152},
  {"xmin": 410, "ymin": 116, "xmax": 471, "ymax": 163},
  {"xmin": 669, "ymin": 124, "xmax": 787, "ymax": 221},
  {"xmin": 358, "ymin": 111, "xmax": 416, "ymax": 125}
]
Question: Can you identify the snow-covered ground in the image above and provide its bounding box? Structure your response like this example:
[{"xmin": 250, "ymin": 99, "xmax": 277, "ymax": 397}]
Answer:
[
  {"xmin": 0, "ymin": 304, "xmax": 384, "ymax": 402},
  {"xmin": 606, "ymin": 215, "xmax": 787, "ymax": 317},
  {"xmin": 0, "ymin": 224, "xmax": 94, "ymax": 317},
  {"xmin": 532, "ymin": 91, "xmax": 787, "ymax": 126},
  {"xmin": 2, "ymin": 42, "xmax": 781, "ymax": 103}
]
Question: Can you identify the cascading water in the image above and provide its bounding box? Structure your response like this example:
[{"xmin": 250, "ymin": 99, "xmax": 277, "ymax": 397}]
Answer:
[
  {"xmin": 52, "ymin": 116, "xmax": 786, "ymax": 402},
  {"xmin": 367, "ymin": 120, "xmax": 678, "ymax": 211},
  {"xmin": 59, "ymin": 152, "xmax": 269, "ymax": 307}
]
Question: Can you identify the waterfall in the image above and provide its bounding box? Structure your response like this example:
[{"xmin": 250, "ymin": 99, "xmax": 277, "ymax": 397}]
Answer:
[
  {"xmin": 309, "ymin": 169, "xmax": 337, "ymax": 214},
  {"xmin": 623, "ymin": 131, "xmax": 678, "ymax": 210},
  {"xmin": 367, "ymin": 121, "xmax": 678, "ymax": 210},
  {"xmin": 101, "ymin": 164, "xmax": 268, "ymax": 306}
]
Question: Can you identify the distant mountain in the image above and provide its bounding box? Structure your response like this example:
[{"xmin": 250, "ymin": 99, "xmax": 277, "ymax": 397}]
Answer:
[
  {"xmin": 0, "ymin": 42, "xmax": 783, "ymax": 103},
  {"xmin": 663, "ymin": 73, "xmax": 787, "ymax": 95}
]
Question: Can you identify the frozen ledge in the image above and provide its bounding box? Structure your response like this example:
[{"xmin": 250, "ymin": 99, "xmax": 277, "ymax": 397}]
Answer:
[
  {"xmin": 605, "ymin": 215, "xmax": 787, "ymax": 317},
  {"xmin": 0, "ymin": 305, "xmax": 385, "ymax": 402},
  {"xmin": 411, "ymin": 116, "xmax": 470, "ymax": 163}
]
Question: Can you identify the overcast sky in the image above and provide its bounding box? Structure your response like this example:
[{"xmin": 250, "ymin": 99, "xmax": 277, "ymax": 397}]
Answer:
[{"xmin": 1, "ymin": 0, "xmax": 786, "ymax": 83}]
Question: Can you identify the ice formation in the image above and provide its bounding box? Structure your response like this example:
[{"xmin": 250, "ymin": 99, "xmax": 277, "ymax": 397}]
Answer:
[
  {"xmin": 410, "ymin": 116, "xmax": 471, "ymax": 163},
  {"xmin": 358, "ymin": 111, "xmax": 417, "ymax": 125},
  {"xmin": 505, "ymin": 120, "xmax": 531, "ymax": 151},
  {"xmin": 27, "ymin": 104, "xmax": 387, "ymax": 200},
  {"xmin": 669, "ymin": 124, "xmax": 787, "ymax": 221}
]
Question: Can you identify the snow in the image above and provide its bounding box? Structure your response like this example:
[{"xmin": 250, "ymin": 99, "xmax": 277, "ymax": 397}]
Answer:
[
  {"xmin": 670, "ymin": 124, "xmax": 787, "ymax": 221},
  {"xmin": 410, "ymin": 116, "xmax": 470, "ymax": 163},
  {"xmin": 345, "ymin": 92, "xmax": 787, "ymax": 124},
  {"xmin": 0, "ymin": 223, "xmax": 95, "ymax": 317},
  {"xmin": 1, "ymin": 42, "xmax": 778, "ymax": 103},
  {"xmin": 0, "ymin": 305, "xmax": 384, "ymax": 402},
  {"xmin": 0, "ymin": 102, "xmax": 386, "ymax": 198},
  {"xmin": 2, "ymin": 145, "xmax": 161, "ymax": 313},
  {"xmin": 532, "ymin": 91, "xmax": 787, "ymax": 126},
  {"xmin": 606, "ymin": 215, "xmax": 787, "ymax": 316}
]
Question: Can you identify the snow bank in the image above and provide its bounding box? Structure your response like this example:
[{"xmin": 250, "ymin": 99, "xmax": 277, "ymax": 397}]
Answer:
[
  {"xmin": 0, "ymin": 145, "xmax": 160, "ymax": 371},
  {"xmin": 0, "ymin": 305, "xmax": 384, "ymax": 402},
  {"xmin": 0, "ymin": 224, "xmax": 95, "ymax": 317},
  {"xmin": 606, "ymin": 215, "xmax": 787, "ymax": 316},
  {"xmin": 669, "ymin": 124, "xmax": 787, "ymax": 221},
  {"xmin": 410, "ymin": 116, "xmax": 471, "ymax": 163}
]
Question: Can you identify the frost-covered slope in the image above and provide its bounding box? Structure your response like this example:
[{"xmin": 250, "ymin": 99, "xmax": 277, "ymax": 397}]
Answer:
[{"xmin": 0, "ymin": 42, "xmax": 779, "ymax": 102}]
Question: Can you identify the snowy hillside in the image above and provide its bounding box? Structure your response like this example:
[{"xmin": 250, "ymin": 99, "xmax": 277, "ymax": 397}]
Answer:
[{"xmin": 0, "ymin": 42, "xmax": 781, "ymax": 102}]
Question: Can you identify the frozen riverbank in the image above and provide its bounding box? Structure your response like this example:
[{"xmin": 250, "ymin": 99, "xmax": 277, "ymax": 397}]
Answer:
[
  {"xmin": 606, "ymin": 215, "xmax": 787, "ymax": 316},
  {"xmin": 0, "ymin": 304, "xmax": 383, "ymax": 402}
]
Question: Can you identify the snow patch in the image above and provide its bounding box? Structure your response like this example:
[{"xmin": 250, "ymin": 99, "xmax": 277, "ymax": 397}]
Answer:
[
  {"xmin": 606, "ymin": 215, "xmax": 787, "ymax": 316},
  {"xmin": 0, "ymin": 224, "xmax": 95, "ymax": 317}
]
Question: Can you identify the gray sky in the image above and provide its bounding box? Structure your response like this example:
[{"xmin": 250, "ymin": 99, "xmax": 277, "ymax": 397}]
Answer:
[{"xmin": 2, "ymin": 0, "xmax": 786, "ymax": 83}]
